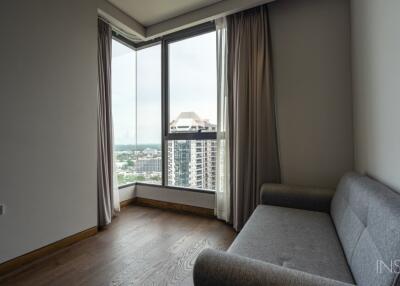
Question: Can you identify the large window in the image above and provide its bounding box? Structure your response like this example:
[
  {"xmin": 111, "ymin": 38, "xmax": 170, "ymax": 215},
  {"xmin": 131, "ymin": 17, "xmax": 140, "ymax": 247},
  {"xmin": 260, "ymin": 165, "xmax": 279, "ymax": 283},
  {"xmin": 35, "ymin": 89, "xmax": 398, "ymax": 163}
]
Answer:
[
  {"xmin": 168, "ymin": 32, "xmax": 217, "ymax": 134},
  {"xmin": 111, "ymin": 40, "xmax": 136, "ymax": 186},
  {"xmin": 166, "ymin": 30, "xmax": 217, "ymax": 191},
  {"xmin": 112, "ymin": 23, "xmax": 217, "ymax": 192},
  {"xmin": 112, "ymin": 41, "xmax": 162, "ymax": 186},
  {"xmin": 136, "ymin": 44, "xmax": 162, "ymax": 185}
]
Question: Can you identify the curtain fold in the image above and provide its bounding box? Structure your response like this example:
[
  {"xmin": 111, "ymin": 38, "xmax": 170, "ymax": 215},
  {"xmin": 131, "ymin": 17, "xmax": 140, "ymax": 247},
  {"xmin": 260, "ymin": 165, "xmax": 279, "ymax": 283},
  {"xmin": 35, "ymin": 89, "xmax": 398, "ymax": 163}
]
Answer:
[
  {"xmin": 215, "ymin": 18, "xmax": 231, "ymax": 222},
  {"xmin": 227, "ymin": 6, "xmax": 281, "ymax": 231},
  {"xmin": 97, "ymin": 19, "xmax": 119, "ymax": 227}
]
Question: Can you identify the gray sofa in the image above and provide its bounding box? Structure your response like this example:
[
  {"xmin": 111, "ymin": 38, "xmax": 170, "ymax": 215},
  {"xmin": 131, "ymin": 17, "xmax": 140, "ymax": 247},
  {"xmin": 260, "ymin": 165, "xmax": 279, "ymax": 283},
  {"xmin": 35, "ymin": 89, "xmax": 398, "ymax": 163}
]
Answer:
[{"xmin": 193, "ymin": 173, "xmax": 400, "ymax": 286}]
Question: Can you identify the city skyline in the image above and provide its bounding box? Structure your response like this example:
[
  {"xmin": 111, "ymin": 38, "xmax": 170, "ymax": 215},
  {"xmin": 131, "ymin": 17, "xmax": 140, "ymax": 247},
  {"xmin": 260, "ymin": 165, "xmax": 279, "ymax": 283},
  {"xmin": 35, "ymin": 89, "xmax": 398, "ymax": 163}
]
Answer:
[{"xmin": 115, "ymin": 111, "xmax": 216, "ymax": 190}]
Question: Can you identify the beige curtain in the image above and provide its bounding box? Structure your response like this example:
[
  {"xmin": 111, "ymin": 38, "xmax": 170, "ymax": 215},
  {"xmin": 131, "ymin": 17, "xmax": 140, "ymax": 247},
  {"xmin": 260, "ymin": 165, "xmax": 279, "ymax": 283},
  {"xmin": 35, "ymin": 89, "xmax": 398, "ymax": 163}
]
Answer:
[
  {"xmin": 215, "ymin": 17, "xmax": 230, "ymax": 222},
  {"xmin": 227, "ymin": 6, "xmax": 281, "ymax": 231},
  {"xmin": 97, "ymin": 19, "xmax": 119, "ymax": 227}
]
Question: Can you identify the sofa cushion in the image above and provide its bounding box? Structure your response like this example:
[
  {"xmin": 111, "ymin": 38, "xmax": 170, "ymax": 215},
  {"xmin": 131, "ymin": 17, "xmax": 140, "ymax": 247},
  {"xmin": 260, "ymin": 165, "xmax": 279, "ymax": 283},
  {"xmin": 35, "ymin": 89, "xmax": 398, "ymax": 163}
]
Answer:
[
  {"xmin": 331, "ymin": 173, "xmax": 400, "ymax": 286},
  {"xmin": 228, "ymin": 205, "xmax": 354, "ymax": 284}
]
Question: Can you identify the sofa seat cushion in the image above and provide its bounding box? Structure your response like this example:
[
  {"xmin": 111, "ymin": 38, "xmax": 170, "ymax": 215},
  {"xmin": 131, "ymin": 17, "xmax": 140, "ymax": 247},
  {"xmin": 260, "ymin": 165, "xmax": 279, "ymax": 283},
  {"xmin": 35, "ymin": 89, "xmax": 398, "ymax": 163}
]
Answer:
[{"xmin": 228, "ymin": 205, "xmax": 354, "ymax": 284}]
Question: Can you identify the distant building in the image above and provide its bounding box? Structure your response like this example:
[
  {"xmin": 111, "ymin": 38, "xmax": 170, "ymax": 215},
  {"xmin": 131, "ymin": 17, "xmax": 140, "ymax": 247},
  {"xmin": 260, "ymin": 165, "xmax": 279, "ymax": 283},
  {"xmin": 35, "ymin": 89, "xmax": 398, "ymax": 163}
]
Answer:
[
  {"xmin": 170, "ymin": 112, "xmax": 216, "ymax": 133},
  {"xmin": 143, "ymin": 148, "xmax": 158, "ymax": 156},
  {"xmin": 168, "ymin": 112, "xmax": 216, "ymax": 190},
  {"xmin": 135, "ymin": 157, "xmax": 162, "ymax": 173}
]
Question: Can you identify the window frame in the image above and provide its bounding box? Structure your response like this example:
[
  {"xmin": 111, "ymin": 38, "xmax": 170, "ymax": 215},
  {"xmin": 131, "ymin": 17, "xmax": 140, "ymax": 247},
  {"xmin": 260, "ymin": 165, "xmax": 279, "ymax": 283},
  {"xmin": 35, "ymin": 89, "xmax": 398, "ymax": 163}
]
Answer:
[{"xmin": 112, "ymin": 21, "xmax": 217, "ymax": 193}]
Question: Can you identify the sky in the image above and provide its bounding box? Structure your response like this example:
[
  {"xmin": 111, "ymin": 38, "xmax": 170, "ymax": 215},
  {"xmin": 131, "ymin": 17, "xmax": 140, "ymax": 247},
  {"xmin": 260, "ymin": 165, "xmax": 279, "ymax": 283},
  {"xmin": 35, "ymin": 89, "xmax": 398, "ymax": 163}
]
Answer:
[{"xmin": 111, "ymin": 31, "xmax": 217, "ymax": 145}]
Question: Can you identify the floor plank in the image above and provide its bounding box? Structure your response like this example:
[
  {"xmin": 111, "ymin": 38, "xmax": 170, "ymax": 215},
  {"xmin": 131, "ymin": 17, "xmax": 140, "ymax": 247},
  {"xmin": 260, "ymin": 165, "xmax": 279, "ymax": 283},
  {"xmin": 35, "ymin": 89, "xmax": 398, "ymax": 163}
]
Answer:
[{"xmin": 0, "ymin": 205, "xmax": 236, "ymax": 286}]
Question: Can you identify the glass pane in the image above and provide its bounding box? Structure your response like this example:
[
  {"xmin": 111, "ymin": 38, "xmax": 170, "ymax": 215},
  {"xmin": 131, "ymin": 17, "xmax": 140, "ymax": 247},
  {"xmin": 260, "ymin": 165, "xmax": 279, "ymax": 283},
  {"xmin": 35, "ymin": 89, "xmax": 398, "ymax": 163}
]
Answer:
[
  {"xmin": 167, "ymin": 140, "xmax": 217, "ymax": 191},
  {"xmin": 168, "ymin": 31, "xmax": 217, "ymax": 133},
  {"xmin": 111, "ymin": 40, "xmax": 136, "ymax": 186},
  {"xmin": 136, "ymin": 44, "xmax": 162, "ymax": 185}
]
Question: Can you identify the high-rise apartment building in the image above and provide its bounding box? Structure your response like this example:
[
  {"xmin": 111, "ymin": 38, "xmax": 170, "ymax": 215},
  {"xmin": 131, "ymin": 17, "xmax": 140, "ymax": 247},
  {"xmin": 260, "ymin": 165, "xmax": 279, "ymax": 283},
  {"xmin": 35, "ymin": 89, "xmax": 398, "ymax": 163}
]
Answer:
[
  {"xmin": 135, "ymin": 157, "xmax": 162, "ymax": 173},
  {"xmin": 168, "ymin": 112, "xmax": 217, "ymax": 190}
]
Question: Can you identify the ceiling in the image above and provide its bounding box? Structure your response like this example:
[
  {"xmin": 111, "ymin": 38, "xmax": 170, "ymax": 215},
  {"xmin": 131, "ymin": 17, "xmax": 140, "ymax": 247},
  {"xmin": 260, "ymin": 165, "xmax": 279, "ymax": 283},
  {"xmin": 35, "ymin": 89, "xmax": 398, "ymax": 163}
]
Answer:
[
  {"xmin": 107, "ymin": 0, "xmax": 223, "ymax": 26},
  {"xmin": 100, "ymin": 0, "xmax": 275, "ymax": 42}
]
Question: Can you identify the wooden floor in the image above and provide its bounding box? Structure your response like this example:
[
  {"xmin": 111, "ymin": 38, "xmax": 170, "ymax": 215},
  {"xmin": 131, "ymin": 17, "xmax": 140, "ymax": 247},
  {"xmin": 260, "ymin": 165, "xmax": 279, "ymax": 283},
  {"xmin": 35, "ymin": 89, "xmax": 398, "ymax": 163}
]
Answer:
[{"xmin": 0, "ymin": 205, "xmax": 236, "ymax": 286}]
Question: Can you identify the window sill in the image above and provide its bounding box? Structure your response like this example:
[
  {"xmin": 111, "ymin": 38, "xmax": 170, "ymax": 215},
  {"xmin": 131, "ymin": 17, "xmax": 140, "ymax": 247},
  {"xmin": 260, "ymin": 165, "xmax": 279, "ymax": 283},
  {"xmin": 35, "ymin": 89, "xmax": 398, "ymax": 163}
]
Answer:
[{"xmin": 118, "ymin": 182, "xmax": 215, "ymax": 194}]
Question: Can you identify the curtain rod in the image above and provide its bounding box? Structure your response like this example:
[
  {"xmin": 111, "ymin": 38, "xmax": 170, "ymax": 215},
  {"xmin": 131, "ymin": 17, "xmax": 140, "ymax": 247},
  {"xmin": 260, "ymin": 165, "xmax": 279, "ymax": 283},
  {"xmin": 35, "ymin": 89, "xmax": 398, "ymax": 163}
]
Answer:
[{"xmin": 98, "ymin": 16, "xmax": 143, "ymax": 44}]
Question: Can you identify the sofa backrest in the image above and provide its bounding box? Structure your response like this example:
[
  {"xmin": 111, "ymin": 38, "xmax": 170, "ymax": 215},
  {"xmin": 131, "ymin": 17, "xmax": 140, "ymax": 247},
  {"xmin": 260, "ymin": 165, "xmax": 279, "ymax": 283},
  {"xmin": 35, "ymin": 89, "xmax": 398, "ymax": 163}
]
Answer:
[{"xmin": 331, "ymin": 173, "xmax": 400, "ymax": 286}]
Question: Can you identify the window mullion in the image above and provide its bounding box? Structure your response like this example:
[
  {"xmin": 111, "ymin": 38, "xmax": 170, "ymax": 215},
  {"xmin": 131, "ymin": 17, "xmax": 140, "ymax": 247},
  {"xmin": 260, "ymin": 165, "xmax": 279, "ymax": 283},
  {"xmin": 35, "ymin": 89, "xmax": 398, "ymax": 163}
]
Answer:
[{"xmin": 161, "ymin": 39, "xmax": 168, "ymax": 187}]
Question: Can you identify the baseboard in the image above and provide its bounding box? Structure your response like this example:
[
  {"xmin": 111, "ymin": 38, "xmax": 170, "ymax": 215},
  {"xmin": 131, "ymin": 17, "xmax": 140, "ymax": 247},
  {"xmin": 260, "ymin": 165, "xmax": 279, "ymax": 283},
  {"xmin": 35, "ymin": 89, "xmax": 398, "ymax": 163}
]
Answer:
[
  {"xmin": 120, "ymin": 197, "xmax": 136, "ymax": 208},
  {"xmin": 134, "ymin": 197, "xmax": 214, "ymax": 217},
  {"xmin": 0, "ymin": 226, "xmax": 97, "ymax": 277}
]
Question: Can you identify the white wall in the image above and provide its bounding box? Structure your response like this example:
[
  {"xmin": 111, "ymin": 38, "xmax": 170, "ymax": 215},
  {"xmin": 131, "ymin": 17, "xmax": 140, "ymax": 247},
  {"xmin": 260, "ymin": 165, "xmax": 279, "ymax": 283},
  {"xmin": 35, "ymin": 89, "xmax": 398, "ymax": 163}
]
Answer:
[
  {"xmin": 0, "ymin": 0, "xmax": 98, "ymax": 263},
  {"xmin": 119, "ymin": 185, "xmax": 135, "ymax": 202},
  {"xmin": 269, "ymin": 0, "xmax": 354, "ymax": 188},
  {"xmin": 351, "ymin": 0, "xmax": 400, "ymax": 193}
]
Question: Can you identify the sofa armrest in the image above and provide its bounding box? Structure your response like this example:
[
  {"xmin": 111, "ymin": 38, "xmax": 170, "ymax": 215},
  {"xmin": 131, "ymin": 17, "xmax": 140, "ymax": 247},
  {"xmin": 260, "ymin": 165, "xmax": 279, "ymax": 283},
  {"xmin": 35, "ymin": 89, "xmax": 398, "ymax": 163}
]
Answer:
[
  {"xmin": 193, "ymin": 249, "xmax": 353, "ymax": 286},
  {"xmin": 260, "ymin": 184, "xmax": 335, "ymax": 213}
]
